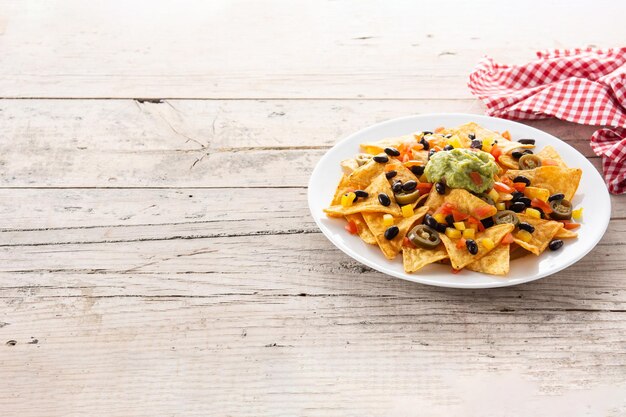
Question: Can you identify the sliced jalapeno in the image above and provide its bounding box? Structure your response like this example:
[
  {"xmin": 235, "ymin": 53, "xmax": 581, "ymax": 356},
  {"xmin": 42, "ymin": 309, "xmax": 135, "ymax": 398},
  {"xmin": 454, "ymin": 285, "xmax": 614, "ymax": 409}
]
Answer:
[
  {"xmin": 549, "ymin": 199, "xmax": 572, "ymax": 220},
  {"xmin": 494, "ymin": 210, "xmax": 520, "ymax": 226},
  {"xmin": 518, "ymin": 154, "xmax": 542, "ymax": 170},
  {"xmin": 394, "ymin": 189, "xmax": 421, "ymax": 205},
  {"xmin": 408, "ymin": 225, "xmax": 441, "ymax": 249}
]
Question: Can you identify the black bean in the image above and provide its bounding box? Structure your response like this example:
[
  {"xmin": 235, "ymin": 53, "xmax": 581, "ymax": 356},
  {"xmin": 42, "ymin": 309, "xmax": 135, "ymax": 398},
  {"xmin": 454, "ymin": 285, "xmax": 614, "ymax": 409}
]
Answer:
[
  {"xmin": 384, "ymin": 225, "xmax": 400, "ymax": 240},
  {"xmin": 517, "ymin": 197, "xmax": 532, "ymax": 207},
  {"xmin": 423, "ymin": 214, "xmax": 437, "ymax": 228},
  {"xmin": 422, "ymin": 131, "xmax": 433, "ymax": 136},
  {"xmin": 512, "ymin": 150, "xmax": 524, "ymax": 159},
  {"xmin": 428, "ymin": 149, "xmax": 436, "ymax": 159},
  {"xmin": 518, "ymin": 222, "xmax": 535, "ymax": 233},
  {"xmin": 522, "ymin": 149, "xmax": 533, "ymax": 155},
  {"xmin": 511, "ymin": 191, "xmax": 524, "ymax": 201},
  {"xmin": 444, "ymin": 134, "xmax": 453, "ymax": 139},
  {"xmin": 410, "ymin": 165, "xmax": 425, "ymax": 176},
  {"xmin": 466, "ymin": 239, "xmax": 478, "ymax": 255},
  {"xmin": 435, "ymin": 181, "xmax": 446, "ymax": 195},
  {"xmin": 402, "ymin": 180, "xmax": 417, "ymax": 192},
  {"xmin": 420, "ymin": 138, "xmax": 430, "ymax": 150},
  {"xmin": 481, "ymin": 217, "xmax": 495, "ymax": 229},
  {"xmin": 443, "ymin": 145, "xmax": 454, "ymax": 151},
  {"xmin": 385, "ymin": 170, "xmax": 397, "ymax": 179},
  {"xmin": 434, "ymin": 222, "xmax": 447, "ymax": 233},
  {"xmin": 354, "ymin": 190, "xmax": 369, "ymax": 199},
  {"xmin": 549, "ymin": 239, "xmax": 563, "ymax": 251},
  {"xmin": 445, "ymin": 214, "xmax": 455, "ymax": 227},
  {"xmin": 510, "ymin": 201, "xmax": 526, "ymax": 213},
  {"xmin": 468, "ymin": 133, "xmax": 476, "ymax": 140},
  {"xmin": 519, "ymin": 139, "xmax": 536, "ymax": 145},
  {"xmin": 373, "ymin": 154, "xmax": 389, "ymax": 163},
  {"xmin": 392, "ymin": 181, "xmax": 403, "ymax": 193},
  {"xmin": 548, "ymin": 193, "xmax": 565, "ymax": 202},
  {"xmin": 470, "ymin": 139, "xmax": 482, "ymax": 149},
  {"xmin": 513, "ymin": 175, "xmax": 531, "ymax": 186},
  {"xmin": 378, "ymin": 193, "xmax": 391, "ymax": 206},
  {"xmin": 384, "ymin": 147, "xmax": 401, "ymax": 157}
]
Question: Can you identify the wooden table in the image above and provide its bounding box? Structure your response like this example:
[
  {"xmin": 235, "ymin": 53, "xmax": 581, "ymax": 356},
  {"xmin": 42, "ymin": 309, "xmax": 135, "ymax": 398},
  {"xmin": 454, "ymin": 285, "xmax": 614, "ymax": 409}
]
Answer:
[{"xmin": 2, "ymin": 1, "xmax": 625, "ymax": 415}]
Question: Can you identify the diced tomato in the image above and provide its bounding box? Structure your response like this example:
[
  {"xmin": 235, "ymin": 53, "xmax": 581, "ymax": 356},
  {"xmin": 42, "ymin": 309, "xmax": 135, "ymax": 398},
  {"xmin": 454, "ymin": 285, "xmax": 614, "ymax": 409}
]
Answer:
[
  {"xmin": 502, "ymin": 232, "xmax": 515, "ymax": 244},
  {"xmin": 451, "ymin": 268, "xmax": 462, "ymax": 274},
  {"xmin": 435, "ymin": 202, "xmax": 456, "ymax": 216},
  {"xmin": 531, "ymin": 198, "xmax": 552, "ymax": 214},
  {"xmin": 512, "ymin": 182, "xmax": 527, "ymax": 192},
  {"xmin": 451, "ymin": 208, "xmax": 469, "ymax": 222},
  {"xmin": 467, "ymin": 216, "xmax": 485, "ymax": 232},
  {"xmin": 434, "ymin": 126, "xmax": 445, "ymax": 133},
  {"xmin": 456, "ymin": 237, "xmax": 467, "ymax": 249},
  {"xmin": 345, "ymin": 221, "xmax": 358, "ymax": 234},
  {"xmin": 469, "ymin": 171, "xmax": 483, "ymax": 186},
  {"xmin": 410, "ymin": 143, "xmax": 424, "ymax": 152},
  {"xmin": 403, "ymin": 236, "xmax": 416, "ymax": 248},
  {"xmin": 501, "ymin": 130, "xmax": 511, "ymax": 140},
  {"xmin": 501, "ymin": 176, "xmax": 514, "ymax": 186},
  {"xmin": 473, "ymin": 205, "xmax": 496, "ymax": 220},
  {"xmin": 433, "ymin": 145, "xmax": 443, "ymax": 152},
  {"xmin": 490, "ymin": 144, "xmax": 502, "ymax": 161},
  {"xmin": 417, "ymin": 182, "xmax": 433, "ymax": 193},
  {"xmin": 493, "ymin": 181, "xmax": 514, "ymax": 194},
  {"xmin": 542, "ymin": 159, "xmax": 559, "ymax": 166},
  {"xmin": 559, "ymin": 220, "xmax": 581, "ymax": 230}
]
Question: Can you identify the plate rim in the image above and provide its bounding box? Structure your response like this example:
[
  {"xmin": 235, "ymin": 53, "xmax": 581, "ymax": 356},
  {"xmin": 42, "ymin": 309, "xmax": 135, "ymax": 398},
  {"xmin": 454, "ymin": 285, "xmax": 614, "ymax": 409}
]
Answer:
[{"xmin": 307, "ymin": 113, "xmax": 611, "ymax": 289}]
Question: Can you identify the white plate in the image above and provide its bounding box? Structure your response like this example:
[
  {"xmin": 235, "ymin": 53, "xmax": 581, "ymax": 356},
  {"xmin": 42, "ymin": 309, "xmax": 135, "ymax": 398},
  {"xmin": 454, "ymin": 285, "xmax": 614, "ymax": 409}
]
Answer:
[{"xmin": 308, "ymin": 113, "xmax": 611, "ymax": 289}]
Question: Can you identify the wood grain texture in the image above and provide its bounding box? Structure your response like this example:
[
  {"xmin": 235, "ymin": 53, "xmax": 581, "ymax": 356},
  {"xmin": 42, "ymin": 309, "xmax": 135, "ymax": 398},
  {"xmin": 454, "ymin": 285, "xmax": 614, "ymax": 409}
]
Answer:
[
  {"xmin": 0, "ymin": 0, "xmax": 624, "ymax": 99},
  {"xmin": 2, "ymin": 0, "xmax": 626, "ymax": 415}
]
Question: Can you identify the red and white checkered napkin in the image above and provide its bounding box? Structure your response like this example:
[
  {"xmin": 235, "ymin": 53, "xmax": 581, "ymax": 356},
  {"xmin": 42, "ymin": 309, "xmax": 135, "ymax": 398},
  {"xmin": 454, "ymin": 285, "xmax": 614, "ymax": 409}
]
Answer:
[{"xmin": 468, "ymin": 47, "xmax": 626, "ymax": 194}]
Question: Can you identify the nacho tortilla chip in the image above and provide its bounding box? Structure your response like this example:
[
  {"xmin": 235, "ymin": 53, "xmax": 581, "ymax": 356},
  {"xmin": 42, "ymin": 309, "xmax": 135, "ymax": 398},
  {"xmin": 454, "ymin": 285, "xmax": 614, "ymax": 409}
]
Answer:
[
  {"xmin": 446, "ymin": 189, "xmax": 497, "ymax": 219},
  {"xmin": 439, "ymin": 224, "xmax": 514, "ymax": 270},
  {"xmin": 466, "ymin": 244, "xmax": 510, "ymax": 276},
  {"xmin": 498, "ymin": 154, "xmax": 519, "ymax": 170},
  {"xmin": 348, "ymin": 158, "xmax": 418, "ymax": 190},
  {"xmin": 505, "ymin": 166, "xmax": 582, "ymax": 201},
  {"xmin": 403, "ymin": 243, "xmax": 449, "ymax": 273},
  {"xmin": 340, "ymin": 158, "xmax": 360, "ymax": 175},
  {"xmin": 512, "ymin": 214, "xmax": 562, "ymax": 255},
  {"xmin": 363, "ymin": 206, "xmax": 429, "ymax": 259},
  {"xmin": 345, "ymin": 213, "xmax": 377, "ymax": 245},
  {"xmin": 535, "ymin": 145, "xmax": 567, "ymax": 168},
  {"xmin": 325, "ymin": 173, "xmax": 402, "ymax": 217},
  {"xmin": 555, "ymin": 225, "xmax": 578, "ymax": 239}
]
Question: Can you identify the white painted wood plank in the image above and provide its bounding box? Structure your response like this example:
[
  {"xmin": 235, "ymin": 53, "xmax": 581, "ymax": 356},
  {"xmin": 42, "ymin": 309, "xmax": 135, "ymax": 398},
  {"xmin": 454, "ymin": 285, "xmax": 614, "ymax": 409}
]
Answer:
[{"xmin": 0, "ymin": 0, "xmax": 623, "ymax": 98}]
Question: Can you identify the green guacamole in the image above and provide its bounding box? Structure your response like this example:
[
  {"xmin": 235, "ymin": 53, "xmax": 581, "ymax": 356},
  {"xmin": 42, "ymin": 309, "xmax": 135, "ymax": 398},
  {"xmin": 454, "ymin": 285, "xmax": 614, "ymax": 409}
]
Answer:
[{"xmin": 425, "ymin": 148, "xmax": 499, "ymax": 193}]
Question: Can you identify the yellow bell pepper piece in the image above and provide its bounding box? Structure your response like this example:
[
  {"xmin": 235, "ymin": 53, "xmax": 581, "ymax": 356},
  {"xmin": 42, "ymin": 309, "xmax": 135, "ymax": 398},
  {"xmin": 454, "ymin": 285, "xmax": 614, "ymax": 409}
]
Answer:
[
  {"xmin": 433, "ymin": 213, "xmax": 447, "ymax": 224},
  {"xmin": 480, "ymin": 238, "xmax": 495, "ymax": 251},
  {"xmin": 496, "ymin": 202, "xmax": 506, "ymax": 211},
  {"xmin": 401, "ymin": 204, "xmax": 414, "ymax": 218},
  {"xmin": 572, "ymin": 207, "xmax": 583, "ymax": 221},
  {"xmin": 525, "ymin": 208, "xmax": 541, "ymax": 219},
  {"xmin": 515, "ymin": 230, "xmax": 533, "ymax": 243},
  {"xmin": 462, "ymin": 228, "xmax": 475, "ymax": 239},
  {"xmin": 453, "ymin": 221, "xmax": 466, "ymax": 231},
  {"xmin": 445, "ymin": 228, "xmax": 462, "ymax": 239},
  {"xmin": 341, "ymin": 192, "xmax": 356, "ymax": 207},
  {"xmin": 525, "ymin": 187, "xmax": 550, "ymax": 202},
  {"xmin": 488, "ymin": 188, "xmax": 500, "ymax": 203},
  {"xmin": 383, "ymin": 214, "xmax": 394, "ymax": 227}
]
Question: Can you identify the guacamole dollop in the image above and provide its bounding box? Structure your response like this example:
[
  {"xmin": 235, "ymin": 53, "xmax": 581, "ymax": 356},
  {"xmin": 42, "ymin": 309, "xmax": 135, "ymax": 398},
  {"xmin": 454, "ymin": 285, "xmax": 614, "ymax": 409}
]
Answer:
[{"xmin": 425, "ymin": 148, "xmax": 499, "ymax": 193}]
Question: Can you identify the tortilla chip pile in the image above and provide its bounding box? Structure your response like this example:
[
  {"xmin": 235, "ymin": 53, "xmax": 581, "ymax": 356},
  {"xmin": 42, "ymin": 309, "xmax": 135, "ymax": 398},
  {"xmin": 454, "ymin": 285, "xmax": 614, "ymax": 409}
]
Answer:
[{"xmin": 324, "ymin": 122, "xmax": 583, "ymax": 276}]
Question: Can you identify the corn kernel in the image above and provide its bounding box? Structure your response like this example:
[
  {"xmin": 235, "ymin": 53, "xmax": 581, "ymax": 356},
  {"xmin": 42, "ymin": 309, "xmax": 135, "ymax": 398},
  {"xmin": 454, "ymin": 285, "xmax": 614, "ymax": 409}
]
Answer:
[
  {"xmin": 488, "ymin": 188, "xmax": 500, "ymax": 203},
  {"xmin": 462, "ymin": 228, "xmax": 475, "ymax": 239},
  {"xmin": 453, "ymin": 221, "xmax": 466, "ymax": 231},
  {"xmin": 572, "ymin": 207, "xmax": 583, "ymax": 221},
  {"xmin": 515, "ymin": 229, "xmax": 533, "ymax": 243},
  {"xmin": 480, "ymin": 238, "xmax": 495, "ymax": 251},
  {"xmin": 341, "ymin": 192, "xmax": 356, "ymax": 207},
  {"xmin": 525, "ymin": 208, "xmax": 541, "ymax": 219},
  {"xmin": 525, "ymin": 186, "xmax": 550, "ymax": 202},
  {"xmin": 383, "ymin": 214, "xmax": 394, "ymax": 226},
  {"xmin": 496, "ymin": 202, "xmax": 506, "ymax": 211},
  {"xmin": 401, "ymin": 204, "xmax": 414, "ymax": 218},
  {"xmin": 433, "ymin": 213, "xmax": 447, "ymax": 224},
  {"xmin": 445, "ymin": 228, "xmax": 462, "ymax": 239}
]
